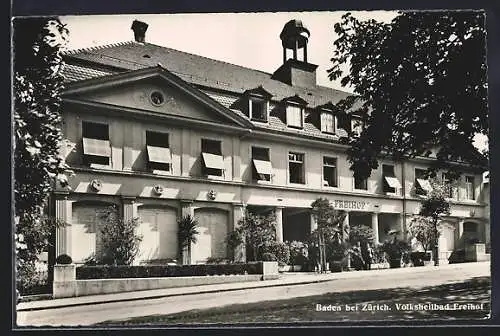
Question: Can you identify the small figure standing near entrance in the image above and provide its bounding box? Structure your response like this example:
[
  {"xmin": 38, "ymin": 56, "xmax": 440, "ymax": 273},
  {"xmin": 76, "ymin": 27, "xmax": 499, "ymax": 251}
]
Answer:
[{"xmin": 361, "ymin": 242, "xmax": 373, "ymax": 270}]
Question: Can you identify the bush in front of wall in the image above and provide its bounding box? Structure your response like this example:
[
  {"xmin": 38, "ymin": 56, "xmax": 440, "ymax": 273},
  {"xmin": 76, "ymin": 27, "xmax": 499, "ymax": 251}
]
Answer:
[
  {"xmin": 76, "ymin": 262, "xmax": 264, "ymax": 279},
  {"xmin": 55, "ymin": 254, "xmax": 72, "ymax": 265}
]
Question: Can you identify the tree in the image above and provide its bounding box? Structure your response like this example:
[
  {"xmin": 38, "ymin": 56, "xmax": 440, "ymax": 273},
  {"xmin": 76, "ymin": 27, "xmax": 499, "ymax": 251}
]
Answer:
[
  {"xmin": 408, "ymin": 215, "xmax": 435, "ymax": 254},
  {"xmin": 418, "ymin": 179, "xmax": 451, "ymax": 266},
  {"xmin": 235, "ymin": 211, "xmax": 277, "ymax": 262},
  {"xmin": 13, "ymin": 18, "xmax": 70, "ymax": 289},
  {"xmin": 310, "ymin": 198, "xmax": 347, "ymax": 272},
  {"xmin": 177, "ymin": 214, "xmax": 200, "ymax": 264},
  {"xmin": 99, "ymin": 206, "xmax": 143, "ymax": 265},
  {"xmin": 329, "ymin": 11, "xmax": 488, "ymax": 181}
]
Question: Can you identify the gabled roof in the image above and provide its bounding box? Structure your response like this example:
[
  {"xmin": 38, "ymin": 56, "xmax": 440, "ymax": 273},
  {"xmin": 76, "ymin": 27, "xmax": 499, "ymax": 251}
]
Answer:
[
  {"xmin": 62, "ymin": 64, "xmax": 255, "ymax": 130},
  {"xmin": 61, "ymin": 41, "xmax": 352, "ymax": 107}
]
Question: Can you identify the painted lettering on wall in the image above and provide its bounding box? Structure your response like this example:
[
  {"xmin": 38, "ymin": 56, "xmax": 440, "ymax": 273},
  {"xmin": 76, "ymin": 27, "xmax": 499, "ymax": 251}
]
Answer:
[{"xmin": 333, "ymin": 200, "xmax": 366, "ymax": 210}]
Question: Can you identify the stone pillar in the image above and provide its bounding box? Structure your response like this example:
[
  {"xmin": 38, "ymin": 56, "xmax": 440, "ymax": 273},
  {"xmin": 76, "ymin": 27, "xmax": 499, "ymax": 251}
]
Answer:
[
  {"xmin": 232, "ymin": 137, "xmax": 241, "ymax": 182},
  {"xmin": 342, "ymin": 211, "xmax": 350, "ymax": 242},
  {"xmin": 122, "ymin": 196, "xmax": 136, "ymax": 222},
  {"xmin": 55, "ymin": 193, "xmax": 72, "ymax": 257},
  {"xmin": 310, "ymin": 212, "xmax": 317, "ymax": 233},
  {"xmin": 371, "ymin": 213, "xmax": 379, "ymax": 245},
  {"xmin": 275, "ymin": 207, "xmax": 284, "ymax": 243},
  {"xmin": 399, "ymin": 214, "xmax": 406, "ymax": 241},
  {"xmin": 180, "ymin": 200, "xmax": 194, "ymax": 264},
  {"xmin": 233, "ymin": 203, "xmax": 246, "ymax": 262},
  {"xmin": 181, "ymin": 129, "xmax": 191, "ymax": 177},
  {"xmin": 343, "ymin": 211, "xmax": 351, "ymax": 269},
  {"xmin": 458, "ymin": 219, "xmax": 465, "ymax": 248}
]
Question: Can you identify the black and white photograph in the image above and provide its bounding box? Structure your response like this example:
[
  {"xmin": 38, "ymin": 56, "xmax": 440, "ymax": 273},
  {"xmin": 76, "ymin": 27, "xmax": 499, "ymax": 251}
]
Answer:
[{"xmin": 13, "ymin": 9, "xmax": 491, "ymax": 327}]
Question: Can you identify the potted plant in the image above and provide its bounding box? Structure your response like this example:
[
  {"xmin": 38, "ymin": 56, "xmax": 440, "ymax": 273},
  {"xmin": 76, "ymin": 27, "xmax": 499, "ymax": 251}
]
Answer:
[
  {"xmin": 288, "ymin": 241, "xmax": 308, "ymax": 272},
  {"xmin": 327, "ymin": 241, "xmax": 348, "ymax": 272},
  {"xmin": 381, "ymin": 233, "xmax": 410, "ymax": 268},
  {"xmin": 177, "ymin": 214, "xmax": 200, "ymax": 264}
]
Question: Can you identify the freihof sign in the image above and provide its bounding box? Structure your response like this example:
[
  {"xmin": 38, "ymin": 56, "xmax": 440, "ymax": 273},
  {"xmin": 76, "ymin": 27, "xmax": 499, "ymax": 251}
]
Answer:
[{"xmin": 333, "ymin": 200, "xmax": 366, "ymax": 210}]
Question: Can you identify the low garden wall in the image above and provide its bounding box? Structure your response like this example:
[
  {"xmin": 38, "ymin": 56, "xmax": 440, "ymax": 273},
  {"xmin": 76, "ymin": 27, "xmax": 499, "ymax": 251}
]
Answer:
[{"xmin": 53, "ymin": 261, "xmax": 279, "ymax": 298}]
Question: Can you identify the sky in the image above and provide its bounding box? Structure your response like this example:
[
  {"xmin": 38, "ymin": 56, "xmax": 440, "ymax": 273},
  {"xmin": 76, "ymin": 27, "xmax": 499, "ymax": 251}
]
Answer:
[{"xmin": 59, "ymin": 12, "xmax": 488, "ymax": 153}]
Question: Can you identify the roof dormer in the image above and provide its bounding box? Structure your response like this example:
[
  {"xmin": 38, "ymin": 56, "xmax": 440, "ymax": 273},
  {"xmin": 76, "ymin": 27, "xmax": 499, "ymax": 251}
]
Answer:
[
  {"xmin": 283, "ymin": 95, "xmax": 308, "ymax": 129},
  {"xmin": 243, "ymin": 86, "xmax": 273, "ymax": 123}
]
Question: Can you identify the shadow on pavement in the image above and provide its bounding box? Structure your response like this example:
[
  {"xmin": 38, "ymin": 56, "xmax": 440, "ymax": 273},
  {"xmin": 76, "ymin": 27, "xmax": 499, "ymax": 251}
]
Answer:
[{"xmin": 97, "ymin": 276, "xmax": 490, "ymax": 325}]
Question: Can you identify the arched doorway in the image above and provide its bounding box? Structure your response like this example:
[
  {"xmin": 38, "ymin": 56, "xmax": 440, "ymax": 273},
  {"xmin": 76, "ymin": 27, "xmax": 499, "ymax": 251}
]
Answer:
[
  {"xmin": 137, "ymin": 206, "xmax": 178, "ymax": 263},
  {"xmin": 71, "ymin": 202, "xmax": 114, "ymax": 263},
  {"xmin": 192, "ymin": 208, "xmax": 229, "ymax": 263}
]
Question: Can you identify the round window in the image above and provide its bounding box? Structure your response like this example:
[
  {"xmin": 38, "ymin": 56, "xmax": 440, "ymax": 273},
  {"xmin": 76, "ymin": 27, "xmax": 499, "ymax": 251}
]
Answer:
[{"xmin": 150, "ymin": 91, "xmax": 165, "ymax": 106}]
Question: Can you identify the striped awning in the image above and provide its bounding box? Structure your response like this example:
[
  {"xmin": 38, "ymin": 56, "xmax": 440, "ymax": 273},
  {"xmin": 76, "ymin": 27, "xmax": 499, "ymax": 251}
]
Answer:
[
  {"xmin": 385, "ymin": 176, "xmax": 402, "ymax": 189},
  {"xmin": 202, "ymin": 152, "xmax": 224, "ymax": 170},
  {"xmin": 253, "ymin": 159, "xmax": 272, "ymax": 175},
  {"xmin": 147, "ymin": 145, "xmax": 171, "ymax": 164},
  {"xmin": 82, "ymin": 138, "xmax": 111, "ymax": 157},
  {"xmin": 416, "ymin": 178, "xmax": 433, "ymax": 193}
]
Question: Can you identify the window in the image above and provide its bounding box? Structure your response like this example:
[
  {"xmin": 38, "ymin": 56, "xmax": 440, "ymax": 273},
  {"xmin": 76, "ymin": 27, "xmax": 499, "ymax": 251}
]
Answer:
[
  {"xmin": 321, "ymin": 112, "xmax": 335, "ymax": 134},
  {"xmin": 442, "ymin": 173, "xmax": 459, "ymax": 199},
  {"xmin": 286, "ymin": 105, "xmax": 303, "ymax": 128},
  {"xmin": 415, "ymin": 168, "xmax": 432, "ymax": 196},
  {"xmin": 288, "ymin": 152, "xmax": 305, "ymax": 184},
  {"xmin": 249, "ymin": 99, "xmax": 268, "ymax": 122},
  {"xmin": 201, "ymin": 139, "xmax": 223, "ymax": 177},
  {"xmin": 465, "ymin": 176, "xmax": 475, "ymax": 200},
  {"xmin": 323, "ymin": 157, "xmax": 338, "ymax": 187},
  {"xmin": 354, "ymin": 174, "xmax": 368, "ymax": 190},
  {"xmin": 146, "ymin": 131, "xmax": 171, "ymax": 173},
  {"xmin": 382, "ymin": 164, "xmax": 401, "ymax": 194},
  {"xmin": 82, "ymin": 121, "xmax": 110, "ymax": 167},
  {"xmin": 252, "ymin": 147, "xmax": 272, "ymax": 182}
]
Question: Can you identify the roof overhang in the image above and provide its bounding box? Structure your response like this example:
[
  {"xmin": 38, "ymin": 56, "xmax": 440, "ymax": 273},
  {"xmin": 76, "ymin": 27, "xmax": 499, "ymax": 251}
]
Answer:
[{"xmin": 62, "ymin": 64, "xmax": 255, "ymax": 130}]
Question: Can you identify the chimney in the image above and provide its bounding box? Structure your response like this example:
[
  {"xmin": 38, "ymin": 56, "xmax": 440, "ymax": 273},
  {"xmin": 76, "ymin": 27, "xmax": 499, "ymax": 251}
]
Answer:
[{"xmin": 131, "ymin": 20, "xmax": 148, "ymax": 43}]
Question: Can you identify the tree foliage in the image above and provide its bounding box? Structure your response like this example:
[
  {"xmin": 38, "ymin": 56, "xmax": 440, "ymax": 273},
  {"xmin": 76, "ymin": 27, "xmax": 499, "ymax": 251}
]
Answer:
[
  {"xmin": 408, "ymin": 215, "xmax": 435, "ymax": 253},
  {"xmin": 236, "ymin": 211, "xmax": 277, "ymax": 261},
  {"xmin": 13, "ymin": 17, "xmax": 70, "ymax": 290},
  {"xmin": 99, "ymin": 206, "xmax": 143, "ymax": 266},
  {"xmin": 418, "ymin": 179, "xmax": 451, "ymax": 265},
  {"xmin": 310, "ymin": 198, "xmax": 347, "ymax": 271},
  {"xmin": 329, "ymin": 11, "xmax": 488, "ymax": 181}
]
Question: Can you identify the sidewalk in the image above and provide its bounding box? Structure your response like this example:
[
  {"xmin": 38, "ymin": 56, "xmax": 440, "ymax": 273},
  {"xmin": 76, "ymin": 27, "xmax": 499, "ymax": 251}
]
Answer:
[{"xmin": 17, "ymin": 261, "xmax": 489, "ymax": 312}]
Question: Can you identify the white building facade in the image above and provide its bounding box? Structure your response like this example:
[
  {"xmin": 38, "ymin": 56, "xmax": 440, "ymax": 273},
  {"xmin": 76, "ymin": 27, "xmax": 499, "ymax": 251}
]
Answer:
[{"xmin": 51, "ymin": 19, "xmax": 490, "ymax": 265}]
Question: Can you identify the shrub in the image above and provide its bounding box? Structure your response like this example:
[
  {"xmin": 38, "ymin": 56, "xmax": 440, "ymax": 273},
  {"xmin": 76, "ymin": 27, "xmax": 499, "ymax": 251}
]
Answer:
[
  {"xmin": 263, "ymin": 242, "xmax": 290, "ymax": 266},
  {"xmin": 76, "ymin": 262, "xmax": 263, "ymax": 279},
  {"xmin": 55, "ymin": 254, "xmax": 72, "ymax": 264},
  {"xmin": 262, "ymin": 252, "xmax": 277, "ymax": 261},
  {"xmin": 288, "ymin": 241, "xmax": 309, "ymax": 266},
  {"xmin": 99, "ymin": 206, "xmax": 143, "ymax": 265}
]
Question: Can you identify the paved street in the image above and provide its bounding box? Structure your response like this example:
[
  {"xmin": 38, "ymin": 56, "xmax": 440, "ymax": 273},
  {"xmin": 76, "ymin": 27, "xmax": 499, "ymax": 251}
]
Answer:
[{"xmin": 16, "ymin": 262, "xmax": 490, "ymax": 326}]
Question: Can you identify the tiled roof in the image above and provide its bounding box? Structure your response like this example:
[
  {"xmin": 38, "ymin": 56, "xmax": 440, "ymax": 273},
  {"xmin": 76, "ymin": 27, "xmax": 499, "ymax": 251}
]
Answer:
[
  {"xmin": 62, "ymin": 41, "xmax": 352, "ymax": 107},
  {"xmin": 61, "ymin": 40, "xmax": 353, "ymax": 142},
  {"xmin": 62, "ymin": 63, "xmax": 114, "ymax": 82}
]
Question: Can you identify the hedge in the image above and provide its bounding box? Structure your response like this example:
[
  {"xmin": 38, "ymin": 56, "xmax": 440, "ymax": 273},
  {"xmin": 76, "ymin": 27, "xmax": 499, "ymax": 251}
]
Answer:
[{"xmin": 76, "ymin": 262, "xmax": 264, "ymax": 279}]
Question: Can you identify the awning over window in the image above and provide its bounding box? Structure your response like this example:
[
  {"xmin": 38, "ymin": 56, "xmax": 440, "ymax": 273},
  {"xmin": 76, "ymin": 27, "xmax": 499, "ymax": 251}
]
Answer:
[
  {"xmin": 253, "ymin": 159, "xmax": 272, "ymax": 175},
  {"xmin": 384, "ymin": 176, "xmax": 402, "ymax": 189},
  {"xmin": 416, "ymin": 178, "xmax": 433, "ymax": 193},
  {"xmin": 83, "ymin": 138, "xmax": 111, "ymax": 157},
  {"xmin": 202, "ymin": 152, "xmax": 224, "ymax": 170},
  {"xmin": 147, "ymin": 145, "xmax": 171, "ymax": 164}
]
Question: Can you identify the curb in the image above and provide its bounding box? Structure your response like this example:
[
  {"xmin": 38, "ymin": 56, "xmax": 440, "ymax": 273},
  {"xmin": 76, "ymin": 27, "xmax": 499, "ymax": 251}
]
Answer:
[{"xmin": 16, "ymin": 278, "xmax": 334, "ymax": 312}]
